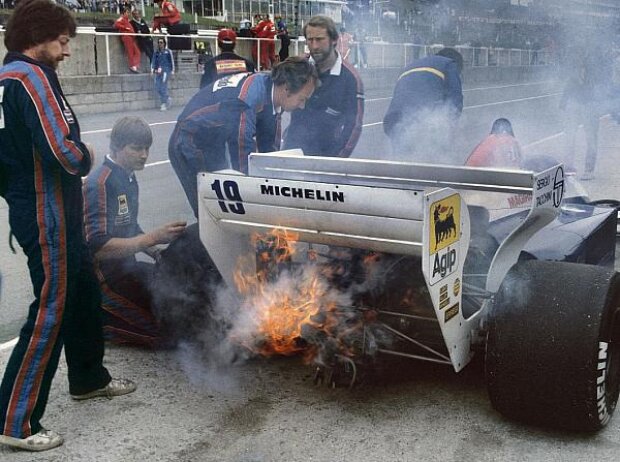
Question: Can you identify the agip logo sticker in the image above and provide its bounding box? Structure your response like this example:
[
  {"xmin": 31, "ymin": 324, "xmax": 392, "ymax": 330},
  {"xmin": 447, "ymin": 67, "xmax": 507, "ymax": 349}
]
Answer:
[
  {"xmin": 430, "ymin": 194, "xmax": 460, "ymax": 254},
  {"xmin": 429, "ymin": 194, "xmax": 460, "ymax": 285}
]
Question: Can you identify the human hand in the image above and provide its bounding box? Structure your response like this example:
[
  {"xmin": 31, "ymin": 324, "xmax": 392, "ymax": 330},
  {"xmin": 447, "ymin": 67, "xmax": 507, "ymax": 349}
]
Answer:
[{"xmin": 149, "ymin": 221, "xmax": 187, "ymax": 245}]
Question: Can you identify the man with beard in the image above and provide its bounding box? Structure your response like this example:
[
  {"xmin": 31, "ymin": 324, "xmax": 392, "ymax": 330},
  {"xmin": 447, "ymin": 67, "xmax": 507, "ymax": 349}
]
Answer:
[
  {"xmin": 282, "ymin": 15, "xmax": 364, "ymax": 158},
  {"xmin": 83, "ymin": 117, "xmax": 186, "ymax": 348},
  {"xmin": 383, "ymin": 48, "xmax": 464, "ymax": 163},
  {"xmin": 0, "ymin": 0, "xmax": 136, "ymax": 452},
  {"xmin": 169, "ymin": 57, "xmax": 318, "ymax": 217}
]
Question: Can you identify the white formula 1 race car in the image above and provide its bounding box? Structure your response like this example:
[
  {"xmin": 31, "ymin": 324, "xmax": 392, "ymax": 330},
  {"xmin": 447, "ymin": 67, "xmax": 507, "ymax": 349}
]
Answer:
[{"xmin": 160, "ymin": 150, "xmax": 620, "ymax": 432}]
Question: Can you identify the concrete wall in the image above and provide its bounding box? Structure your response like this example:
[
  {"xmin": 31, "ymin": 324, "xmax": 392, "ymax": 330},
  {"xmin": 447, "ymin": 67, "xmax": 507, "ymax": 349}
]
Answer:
[{"xmin": 0, "ymin": 31, "xmax": 557, "ymax": 116}]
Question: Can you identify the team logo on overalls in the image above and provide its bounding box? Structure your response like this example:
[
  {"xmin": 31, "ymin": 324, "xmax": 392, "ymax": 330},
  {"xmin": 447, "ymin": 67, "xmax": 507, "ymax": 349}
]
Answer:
[{"xmin": 118, "ymin": 194, "xmax": 129, "ymax": 215}]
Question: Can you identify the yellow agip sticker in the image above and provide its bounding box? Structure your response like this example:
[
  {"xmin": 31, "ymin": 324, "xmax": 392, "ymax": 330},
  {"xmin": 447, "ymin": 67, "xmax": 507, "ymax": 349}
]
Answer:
[{"xmin": 430, "ymin": 194, "xmax": 460, "ymax": 255}]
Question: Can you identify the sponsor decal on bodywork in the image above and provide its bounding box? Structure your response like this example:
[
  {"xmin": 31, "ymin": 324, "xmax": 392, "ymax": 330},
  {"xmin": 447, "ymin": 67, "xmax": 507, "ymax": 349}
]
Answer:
[
  {"xmin": 429, "ymin": 194, "xmax": 460, "ymax": 285},
  {"xmin": 444, "ymin": 303, "xmax": 460, "ymax": 322},
  {"xmin": 597, "ymin": 341, "xmax": 611, "ymax": 424}
]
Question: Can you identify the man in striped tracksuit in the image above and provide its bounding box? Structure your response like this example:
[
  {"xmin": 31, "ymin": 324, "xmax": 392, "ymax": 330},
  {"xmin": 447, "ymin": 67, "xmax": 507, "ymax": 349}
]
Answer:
[{"xmin": 0, "ymin": 1, "xmax": 135, "ymax": 452}]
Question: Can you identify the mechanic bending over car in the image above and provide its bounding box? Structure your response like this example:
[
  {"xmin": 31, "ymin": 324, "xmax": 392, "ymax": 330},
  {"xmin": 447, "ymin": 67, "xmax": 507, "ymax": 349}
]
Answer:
[
  {"xmin": 83, "ymin": 116, "xmax": 187, "ymax": 348},
  {"xmin": 383, "ymin": 47, "xmax": 464, "ymax": 163},
  {"xmin": 169, "ymin": 56, "xmax": 318, "ymax": 217},
  {"xmin": 282, "ymin": 15, "xmax": 365, "ymax": 158},
  {"xmin": 465, "ymin": 118, "xmax": 523, "ymax": 169}
]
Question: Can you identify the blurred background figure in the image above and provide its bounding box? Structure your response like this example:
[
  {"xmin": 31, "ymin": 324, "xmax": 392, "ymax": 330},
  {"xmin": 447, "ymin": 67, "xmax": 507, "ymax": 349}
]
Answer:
[
  {"xmin": 114, "ymin": 7, "xmax": 141, "ymax": 72},
  {"xmin": 130, "ymin": 8, "xmax": 154, "ymax": 65},
  {"xmin": 337, "ymin": 26, "xmax": 353, "ymax": 62},
  {"xmin": 465, "ymin": 118, "xmax": 523, "ymax": 169},
  {"xmin": 151, "ymin": 37, "xmax": 174, "ymax": 111},
  {"xmin": 383, "ymin": 47, "xmax": 463, "ymax": 163},
  {"xmin": 276, "ymin": 17, "xmax": 290, "ymax": 62},
  {"xmin": 560, "ymin": 46, "xmax": 612, "ymax": 180}
]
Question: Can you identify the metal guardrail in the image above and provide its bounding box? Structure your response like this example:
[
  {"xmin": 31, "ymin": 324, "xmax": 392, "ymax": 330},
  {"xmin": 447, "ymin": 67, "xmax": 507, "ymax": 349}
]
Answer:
[{"xmin": 71, "ymin": 28, "xmax": 557, "ymax": 76}]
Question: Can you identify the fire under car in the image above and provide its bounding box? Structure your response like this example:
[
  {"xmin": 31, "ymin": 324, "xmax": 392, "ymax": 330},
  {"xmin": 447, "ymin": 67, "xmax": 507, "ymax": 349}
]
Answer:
[{"xmin": 156, "ymin": 150, "xmax": 620, "ymax": 433}]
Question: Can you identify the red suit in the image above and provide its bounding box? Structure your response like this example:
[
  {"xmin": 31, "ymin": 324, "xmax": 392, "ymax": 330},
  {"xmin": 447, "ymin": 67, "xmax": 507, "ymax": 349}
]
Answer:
[
  {"xmin": 152, "ymin": 0, "xmax": 181, "ymax": 31},
  {"xmin": 465, "ymin": 133, "xmax": 523, "ymax": 168},
  {"xmin": 252, "ymin": 19, "xmax": 276, "ymax": 69},
  {"xmin": 114, "ymin": 15, "xmax": 141, "ymax": 70}
]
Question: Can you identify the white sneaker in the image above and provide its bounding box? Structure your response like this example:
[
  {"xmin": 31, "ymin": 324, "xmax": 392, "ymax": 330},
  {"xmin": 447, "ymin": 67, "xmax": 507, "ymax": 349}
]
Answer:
[
  {"xmin": 71, "ymin": 377, "xmax": 137, "ymax": 401},
  {"xmin": 160, "ymin": 103, "xmax": 168, "ymax": 111},
  {"xmin": 0, "ymin": 428, "xmax": 64, "ymax": 451}
]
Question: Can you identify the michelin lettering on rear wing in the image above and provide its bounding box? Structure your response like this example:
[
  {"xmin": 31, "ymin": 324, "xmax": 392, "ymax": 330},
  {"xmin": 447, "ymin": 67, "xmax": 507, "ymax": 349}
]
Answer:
[{"xmin": 197, "ymin": 155, "xmax": 565, "ymax": 372}]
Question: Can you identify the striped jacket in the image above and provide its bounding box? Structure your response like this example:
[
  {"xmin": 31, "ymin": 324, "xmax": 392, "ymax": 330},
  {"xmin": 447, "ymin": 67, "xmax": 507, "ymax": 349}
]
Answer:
[
  {"xmin": 0, "ymin": 52, "xmax": 92, "ymax": 238},
  {"xmin": 170, "ymin": 72, "xmax": 278, "ymax": 173}
]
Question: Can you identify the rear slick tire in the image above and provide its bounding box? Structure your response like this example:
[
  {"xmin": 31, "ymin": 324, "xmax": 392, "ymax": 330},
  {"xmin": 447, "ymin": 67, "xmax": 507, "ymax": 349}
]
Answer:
[{"xmin": 485, "ymin": 260, "xmax": 620, "ymax": 432}]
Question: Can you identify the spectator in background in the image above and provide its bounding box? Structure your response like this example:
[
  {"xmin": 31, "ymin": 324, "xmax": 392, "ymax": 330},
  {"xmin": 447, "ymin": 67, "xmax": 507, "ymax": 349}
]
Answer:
[
  {"xmin": 560, "ymin": 47, "xmax": 612, "ymax": 180},
  {"xmin": 283, "ymin": 15, "xmax": 364, "ymax": 158},
  {"xmin": 152, "ymin": 0, "xmax": 181, "ymax": 33},
  {"xmin": 337, "ymin": 26, "xmax": 353, "ymax": 62},
  {"xmin": 83, "ymin": 117, "xmax": 186, "ymax": 348},
  {"xmin": 130, "ymin": 8, "xmax": 154, "ymax": 64},
  {"xmin": 383, "ymin": 48, "xmax": 463, "ymax": 163},
  {"xmin": 0, "ymin": 0, "xmax": 135, "ymax": 452},
  {"xmin": 151, "ymin": 37, "xmax": 174, "ymax": 111},
  {"xmin": 252, "ymin": 15, "xmax": 277, "ymax": 70},
  {"xmin": 169, "ymin": 57, "xmax": 318, "ymax": 217},
  {"xmin": 276, "ymin": 18, "xmax": 291, "ymax": 62},
  {"xmin": 239, "ymin": 19, "xmax": 253, "ymax": 38},
  {"xmin": 200, "ymin": 29, "xmax": 255, "ymax": 89},
  {"xmin": 114, "ymin": 7, "xmax": 141, "ymax": 73},
  {"xmin": 354, "ymin": 29, "xmax": 367, "ymax": 68}
]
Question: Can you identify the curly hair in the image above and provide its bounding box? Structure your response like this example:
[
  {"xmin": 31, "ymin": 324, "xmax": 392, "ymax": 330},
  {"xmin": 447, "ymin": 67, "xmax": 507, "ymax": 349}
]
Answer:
[{"xmin": 5, "ymin": 0, "xmax": 77, "ymax": 53}]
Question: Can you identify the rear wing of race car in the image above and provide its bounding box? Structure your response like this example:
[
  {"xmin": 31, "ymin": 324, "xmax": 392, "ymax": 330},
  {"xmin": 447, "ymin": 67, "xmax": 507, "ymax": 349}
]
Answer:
[{"xmin": 197, "ymin": 152, "xmax": 564, "ymax": 371}]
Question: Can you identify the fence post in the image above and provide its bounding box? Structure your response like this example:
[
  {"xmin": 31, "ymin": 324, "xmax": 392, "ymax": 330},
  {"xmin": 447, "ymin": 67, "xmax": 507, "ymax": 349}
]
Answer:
[
  {"xmin": 257, "ymin": 39, "xmax": 261, "ymax": 71},
  {"xmin": 105, "ymin": 34, "xmax": 111, "ymax": 76}
]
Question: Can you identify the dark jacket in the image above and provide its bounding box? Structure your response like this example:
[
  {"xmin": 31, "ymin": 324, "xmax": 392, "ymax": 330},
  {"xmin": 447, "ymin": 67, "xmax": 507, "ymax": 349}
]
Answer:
[
  {"xmin": 383, "ymin": 55, "xmax": 463, "ymax": 137},
  {"xmin": 200, "ymin": 51, "xmax": 255, "ymax": 89},
  {"xmin": 0, "ymin": 52, "xmax": 91, "ymax": 241},
  {"xmin": 83, "ymin": 156, "xmax": 143, "ymax": 275},
  {"xmin": 170, "ymin": 72, "xmax": 278, "ymax": 173},
  {"xmin": 283, "ymin": 54, "xmax": 364, "ymax": 157}
]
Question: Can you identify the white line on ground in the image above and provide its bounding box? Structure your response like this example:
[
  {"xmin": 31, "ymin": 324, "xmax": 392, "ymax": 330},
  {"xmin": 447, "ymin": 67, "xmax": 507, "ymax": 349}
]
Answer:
[{"xmin": 464, "ymin": 92, "xmax": 561, "ymax": 110}]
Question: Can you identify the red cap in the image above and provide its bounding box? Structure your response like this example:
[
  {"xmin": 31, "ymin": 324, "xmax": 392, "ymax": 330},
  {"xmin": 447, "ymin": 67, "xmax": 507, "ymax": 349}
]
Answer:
[{"xmin": 217, "ymin": 29, "xmax": 237, "ymax": 44}]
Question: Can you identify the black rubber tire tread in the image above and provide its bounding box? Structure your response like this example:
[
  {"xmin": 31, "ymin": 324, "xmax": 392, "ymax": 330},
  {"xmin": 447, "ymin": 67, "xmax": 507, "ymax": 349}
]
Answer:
[{"xmin": 486, "ymin": 260, "xmax": 620, "ymax": 432}]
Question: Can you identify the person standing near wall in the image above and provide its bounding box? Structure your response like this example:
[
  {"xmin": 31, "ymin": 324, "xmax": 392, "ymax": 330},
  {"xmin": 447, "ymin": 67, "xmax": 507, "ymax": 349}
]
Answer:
[
  {"xmin": 0, "ymin": 0, "xmax": 136, "ymax": 452},
  {"xmin": 152, "ymin": 37, "xmax": 174, "ymax": 111},
  {"xmin": 276, "ymin": 18, "xmax": 291, "ymax": 62},
  {"xmin": 114, "ymin": 7, "xmax": 141, "ymax": 73},
  {"xmin": 200, "ymin": 29, "xmax": 255, "ymax": 89},
  {"xmin": 130, "ymin": 8, "xmax": 154, "ymax": 65},
  {"xmin": 283, "ymin": 15, "xmax": 365, "ymax": 158}
]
